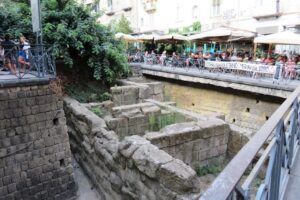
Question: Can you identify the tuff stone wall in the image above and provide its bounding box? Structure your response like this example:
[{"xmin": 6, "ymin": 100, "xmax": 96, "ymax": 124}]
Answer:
[
  {"xmin": 111, "ymin": 78, "xmax": 164, "ymax": 106},
  {"xmin": 145, "ymin": 120, "xmax": 230, "ymax": 167},
  {"xmin": 160, "ymin": 79, "xmax": 281, "ymax": 131},
  {"xmin": 227, "ymin": 124, "xmax": 253, "ymax": 157},
  {"xmin": 104, "ymin": 102, "xmax": 193, "ymax": 139},
  {"xmin": 64, "ymin": 97, "xmax": 201, "ymax": 200},
  {"xmin": 0, "ymin": 84, "xmax": 76, "ymax": 200}
]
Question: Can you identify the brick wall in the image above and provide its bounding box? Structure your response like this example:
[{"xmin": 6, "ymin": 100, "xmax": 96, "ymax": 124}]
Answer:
[{"xmin": 0, "ymin": 84, "xmax": 76, "ymax": 200}]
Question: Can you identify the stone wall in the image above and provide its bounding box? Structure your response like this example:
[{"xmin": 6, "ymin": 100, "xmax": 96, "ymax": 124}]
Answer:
[
  {"xmin": 111, "ymin": 78, "xmax": 164, "ymax": 106},
  {"xmin": 0, "ymin": 84, "xmax": 76, "ymax": 200},
  {"xmin": 227, "ymin": 124, "xmax": 253, "ymax": 157},
  {"xmin": 160, "ymin": 79, "xmax": 281, "ymax": 131},
  {"xmin": 104, "ymin": 102, "xmax": 193, "ymax": 139},
  {"xmin": 145, "ymin": 120, "xmax": 230, "ymax": 167},
  {"xmin": 64, "ymin": 97, "xmax": 201, "ymax": 200}
]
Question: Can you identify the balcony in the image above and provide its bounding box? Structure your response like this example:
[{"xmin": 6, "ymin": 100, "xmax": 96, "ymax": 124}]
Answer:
[
  {"xmin": 106, "ymin": 6, "xmax": 115, "ymax": 16},
  {"xmin": 143, "ymin": 0, "xmax": 157, "ymax": 13},
  {"xmin": 122, "ymin": 0, "xmax": 132, "ymax": 11},
  {"xmin": 0, "ymin": 45, "xmax": 56, "ymax": 84}
]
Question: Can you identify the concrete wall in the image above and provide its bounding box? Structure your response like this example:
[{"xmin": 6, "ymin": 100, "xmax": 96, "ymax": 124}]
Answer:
[
  {"xmin": 141, "ymin": 67, "xmax": 292, "ymax": 98},
  {"xmin": 64, "ymin": 97, "xmax": 201, "ymax": 200},
  {"xmin": 0, "ymin": 84, "xmax": 76, "ymax": 200}
]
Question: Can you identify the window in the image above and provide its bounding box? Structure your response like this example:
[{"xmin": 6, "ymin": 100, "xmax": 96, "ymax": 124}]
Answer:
[
  {"xmin": 176, "ymin": 5, "xmax": 183, "ymax": 22},
  {"xmin": 107, "ymin": 0, "xmax": 112, "ymax": 7},
  {"xmin": 192, "ymin": 5, "xmax": 199, "ymax": 20},
  {"xmin": 212, "ymin": 0, "xmax": 221, "ymax": 17},
  {"xmin": 93, "ymin": 3, "xmax": 99, "ymax": 12}
]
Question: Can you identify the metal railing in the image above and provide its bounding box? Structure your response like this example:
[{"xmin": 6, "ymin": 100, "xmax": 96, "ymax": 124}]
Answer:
[
  {"xmin": 200, "ymin": 86, "xmax": 300, "ymax": 200},
  {"xmin": 0, "ymin": 44, "xmax": 56, "ymax": 79}
]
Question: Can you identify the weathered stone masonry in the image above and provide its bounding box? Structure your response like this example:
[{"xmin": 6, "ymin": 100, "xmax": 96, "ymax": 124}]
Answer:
[
  {"xmin": 0, "ymin": 83, "xmax": 76, "ymax": 200},
  {"xmin": 65, "ymin": 97, "xmax": 202, "ymax": 200}
]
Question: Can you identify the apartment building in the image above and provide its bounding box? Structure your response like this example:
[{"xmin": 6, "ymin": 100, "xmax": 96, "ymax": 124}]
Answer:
[{"xmin": 80, "ymin": 0, "xmax": 300, "ymax": 34}]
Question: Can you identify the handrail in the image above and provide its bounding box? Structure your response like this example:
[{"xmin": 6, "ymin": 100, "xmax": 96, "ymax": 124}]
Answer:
[
  {"xmin": 199, "ymin": 85, "xmax": 300, "ymax": 200},
  {"xmin": 0, "ymin": 45, "xmax": 56, "ymax": 79}
]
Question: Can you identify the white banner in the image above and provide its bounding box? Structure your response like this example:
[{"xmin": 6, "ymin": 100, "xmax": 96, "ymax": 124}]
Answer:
[{"xmin": 205, "ymin": 61, "xmax": 275, "ymax": 74}]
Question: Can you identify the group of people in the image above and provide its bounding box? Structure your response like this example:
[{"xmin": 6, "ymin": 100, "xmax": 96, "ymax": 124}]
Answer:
[
  {"xmin": 129, "ymin": 49, "xmax": 300, "ymax": 79},
  {"xmin": 0, "ymin": 33, "xmax": 31, "ymax": 75}
]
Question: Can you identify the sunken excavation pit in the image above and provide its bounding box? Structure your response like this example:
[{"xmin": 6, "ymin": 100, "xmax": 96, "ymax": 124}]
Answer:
[{"xmin": 64, "ymin": 77, "xmax": 249, "ymax": 200}]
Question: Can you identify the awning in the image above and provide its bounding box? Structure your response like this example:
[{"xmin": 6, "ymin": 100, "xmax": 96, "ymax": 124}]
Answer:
[
  {"xmin": 137, "ymin": 34, "xmax": 157, "ymax": 41},
  {"xmin": 155, "ymin": 33, "xmax": 188, "ymax": 43},
  {"xmin": 254, "ymin": 31, "xmax": 300, "ymax": 45},
  {"xmin": 115, "ymin": 33, "xmax": 140, "ymax": 42},
  {"xmin": 189, "ymin": 27, "xmax": 256, "ymax": 42}
]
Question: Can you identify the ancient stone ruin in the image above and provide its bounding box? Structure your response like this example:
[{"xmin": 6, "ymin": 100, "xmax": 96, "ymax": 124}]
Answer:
[
  {"xmin": 64, "ymin": 77, "xmax": 238, "ymax": 200},
  {"xmin": 0, "ymin": 83, "xmax": 76, "ymax": 200}
]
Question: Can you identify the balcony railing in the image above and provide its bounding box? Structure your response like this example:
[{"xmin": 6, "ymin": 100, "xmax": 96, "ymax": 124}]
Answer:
[
  {"xmin": 199, "ymin": 85, "xmax": 300, "ymax": 199},
  {"xmin": 0, "ymin": 45, "xmax": 56, "ymax": 80}
]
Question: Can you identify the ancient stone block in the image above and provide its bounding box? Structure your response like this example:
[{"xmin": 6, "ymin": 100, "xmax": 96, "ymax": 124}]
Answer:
[
  {"xmin": 158, "ymin": 159, "xmax": 200, "ymax": 194},
  {"xmin": 132, "ymin": 144, "xmax": 173, "ymax": 178}
]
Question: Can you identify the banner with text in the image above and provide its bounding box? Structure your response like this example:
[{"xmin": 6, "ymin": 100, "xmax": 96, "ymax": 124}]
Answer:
[{"xmin": 205, "ymin": 61, "xmax": 275, "ymax": 74}]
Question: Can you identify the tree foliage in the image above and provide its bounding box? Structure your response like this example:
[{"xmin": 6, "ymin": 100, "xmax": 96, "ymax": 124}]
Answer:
[
  {"xmin": 192, "ymin": 21, "xmax": 201, "ymax": 32},
  {"xmin": 111, "ymin": 15, "xmax": 133, "ymax": 34},
  {"xmin": 0, "ymin": 0, "xmax": 129, "ymax": 84}
]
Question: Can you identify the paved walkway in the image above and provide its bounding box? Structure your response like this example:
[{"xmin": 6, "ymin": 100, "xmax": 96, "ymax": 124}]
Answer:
[
  {"xmin": 131, "ymin": 63, "xmax": 300, "ymax": 92},
  {"xmin": 73, "ymin": 159, "xmax": 102, "ymax": 200},
  {"xmin": 284, "ymin": 150, "xmax": 300, "ymax": 200}
]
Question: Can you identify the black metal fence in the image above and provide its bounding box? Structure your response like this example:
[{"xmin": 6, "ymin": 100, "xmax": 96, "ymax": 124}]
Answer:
[{"xmin": 0, "ymin": 44, "xmax": 56, "ymax": 79}]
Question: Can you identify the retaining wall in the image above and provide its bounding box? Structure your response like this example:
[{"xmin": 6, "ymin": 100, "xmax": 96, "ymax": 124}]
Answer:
[{"xmin": 0, "ymin": 83, "xmax": 76, "ymax": 200}]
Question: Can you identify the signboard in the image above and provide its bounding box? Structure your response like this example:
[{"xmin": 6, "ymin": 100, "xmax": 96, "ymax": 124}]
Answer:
[
  {"xmin": 30, "ymin": 0, "xmax": 41, "ymax": 32},
  {"xmin": 205, "ymin": 61, "xmax": 275, "ymax": 74}
]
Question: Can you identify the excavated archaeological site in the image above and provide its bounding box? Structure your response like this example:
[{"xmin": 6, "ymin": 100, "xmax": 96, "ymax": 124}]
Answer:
[{"xmin": 64, "ymin": 76, "xmax": 251, "ymax": 200}]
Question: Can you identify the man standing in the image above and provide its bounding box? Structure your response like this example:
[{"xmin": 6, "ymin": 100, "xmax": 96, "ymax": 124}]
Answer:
[{"xmin": 1, "ymin": 34, "xmax": 17, "ymax": 74}]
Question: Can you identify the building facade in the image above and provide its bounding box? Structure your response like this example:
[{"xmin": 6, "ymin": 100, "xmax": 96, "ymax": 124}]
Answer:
[{"xmin": 80, "ymin": 0, "xmax": 300, "ymax": 34}]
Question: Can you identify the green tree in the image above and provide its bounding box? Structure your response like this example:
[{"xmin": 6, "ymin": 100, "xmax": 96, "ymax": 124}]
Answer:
[
  {"xmin": 114, "ymin": 15, "xmax": 133, "ymax": 34},
  {"xmin": 192, "ymin": 21, "xmax": 201, "ymax": 32},
  {"xmin": 0, "ymin": 0, "xmax": 129, "ymax": 84}
]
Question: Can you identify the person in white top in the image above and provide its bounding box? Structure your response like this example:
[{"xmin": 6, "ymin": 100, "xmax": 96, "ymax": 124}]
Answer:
[{"xmin": 18, "ymin": 36, "xmax": 31, "ymax": 73}]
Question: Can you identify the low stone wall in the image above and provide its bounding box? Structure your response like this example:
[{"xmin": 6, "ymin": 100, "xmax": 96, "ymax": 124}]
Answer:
[
  {"xmin": 111, "ymin": 78, "xmax": 164, "ymax": 106},
  {"xmin": 227, "ymin": 125, "xmax": 253, "ymax": 157},
  {"xmin": 145, "ymin": 120, "xmax": 230, "ymax": 167},
  {"xmin": 104, "ymin": 102, "xmax": 193, "ymax": 139},
  {"xmin": 0, "ymin": 84, "xmax": 76, "ymax": 200},
  {"xmin": 64, "ymin": 97, "xmax": 201, "ymax": 200}
]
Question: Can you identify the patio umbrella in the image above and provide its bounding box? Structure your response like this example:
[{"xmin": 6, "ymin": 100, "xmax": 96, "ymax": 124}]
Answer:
[
  {"xmin": 137, "ymin": 34, "xmax": 158, "ymax": 42},
  {"xmin": 115, "ymin": 33, "xmax": 140, "ymax": 42},
  {"xmin": 189, "ymin": 27, "xmax": 256, "ymax": 42},
  {"xmin": 155, "ymin": 33, "xmax": 188, "ymax": 43},
  {"xmin": 254, "ymin": 31, "xmax": 300, "ymax": 45}
]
